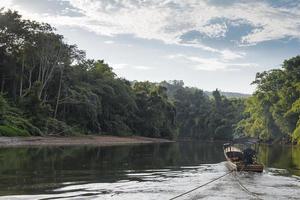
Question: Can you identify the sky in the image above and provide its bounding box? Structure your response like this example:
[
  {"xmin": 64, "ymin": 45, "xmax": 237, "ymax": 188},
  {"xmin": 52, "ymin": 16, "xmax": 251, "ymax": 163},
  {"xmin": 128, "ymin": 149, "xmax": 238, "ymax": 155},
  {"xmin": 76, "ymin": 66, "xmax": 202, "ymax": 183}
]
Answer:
[{"xmin": 1, "ymin": 0, "xmax": 300, "ymax": 93}]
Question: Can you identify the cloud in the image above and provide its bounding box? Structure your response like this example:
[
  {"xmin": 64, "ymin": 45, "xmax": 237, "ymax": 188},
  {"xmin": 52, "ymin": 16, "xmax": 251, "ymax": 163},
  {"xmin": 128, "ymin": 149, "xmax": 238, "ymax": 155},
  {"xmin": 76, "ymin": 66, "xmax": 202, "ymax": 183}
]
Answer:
[
  {"xmin": 181, "ymin": 40, "xmax": 245, "ymax": 61},
  {"xmin": 1, "ymin": 0, "xmax": 13, "ymax": 8},
  {"xmin": 220, "ymin": 49, "xmax": 245, "ymax": 61},
  {"xmin": 113, "ymin": 63, "xmax": 129, "ymax": 69},
  {"xmin": 5, "ymin": 0, "xmax": 300, "ymax": 48},
  {"xmin": 167, "ymin": 54, "xmax": 257, "ymax": 71},
  {"xmin": 113, "ymin": 63, "xmax": 153, "ymax": 70},
  {"xmin": 132, "ymin": 65, "xmax": 152, "ymax": 70},
  {"xmin": 200, "ymin": 22, "xmax": 228, "ymax": 38},
  {"xmin": 236, "ymin": 3, "xmax": 300, "ymax": 45},
  {"xmin": 104, "ymin": 40, "xmax": 115, "ymax": 44}
]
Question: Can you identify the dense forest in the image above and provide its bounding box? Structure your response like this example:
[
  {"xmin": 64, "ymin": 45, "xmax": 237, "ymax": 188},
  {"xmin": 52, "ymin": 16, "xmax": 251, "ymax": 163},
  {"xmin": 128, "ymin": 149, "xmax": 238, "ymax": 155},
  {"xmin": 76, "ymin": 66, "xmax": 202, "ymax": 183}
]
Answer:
[
  {"xmin": 0, "ymin": 10, "xmax": 242, "ymax": 140},
  {"xmin": 237, "ymin": 56, "xmax": 300, "ymax": 144},
  {"xmin": 1, "ymin": 10, "xmax": 300, "ymax": 144},
  {"xmin": 160, "ymin": 81, "xmax": 244, "ymax": 140},
  {"xmin": 0, "ymin": 10, "xmax": 176, "ymax": 138}
]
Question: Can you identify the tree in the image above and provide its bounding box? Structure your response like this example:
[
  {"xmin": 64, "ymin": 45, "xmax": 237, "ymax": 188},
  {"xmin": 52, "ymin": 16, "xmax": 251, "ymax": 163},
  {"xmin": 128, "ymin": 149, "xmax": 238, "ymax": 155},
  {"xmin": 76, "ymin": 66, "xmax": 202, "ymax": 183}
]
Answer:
[{"xmin": 238, "ymin": 56, "xmax": 300, "ymax": 144}]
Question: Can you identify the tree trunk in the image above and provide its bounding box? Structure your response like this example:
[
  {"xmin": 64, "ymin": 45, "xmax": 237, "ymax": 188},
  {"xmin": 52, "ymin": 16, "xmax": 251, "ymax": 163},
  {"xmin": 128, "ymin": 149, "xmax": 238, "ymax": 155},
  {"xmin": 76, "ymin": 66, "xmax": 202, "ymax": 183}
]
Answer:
[
  {"xmin": 19, "ymin": 55, "xmax": 25, "ymax": 97},
  {"xmin": 38, "ymin": 44, "xmax": 62, "ymax": 100},
  {"xmin": 12, "ymin": 66, "xmax": 17, "ymax": 101},
  {"xmin": 22, "ymin": 68, "xmax": 33, "ymax": 98},
  {"xmin": 54, "ymin": 66, "xmax": 64, "ymax": 119}
]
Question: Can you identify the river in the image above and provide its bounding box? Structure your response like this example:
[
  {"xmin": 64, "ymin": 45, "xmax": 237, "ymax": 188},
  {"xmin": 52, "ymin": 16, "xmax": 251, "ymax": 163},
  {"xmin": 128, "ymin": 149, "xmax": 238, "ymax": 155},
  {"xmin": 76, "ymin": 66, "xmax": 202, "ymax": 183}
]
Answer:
[{"xmin": 0, "ymin": 142, "xmax": 299, "ymax": 199}]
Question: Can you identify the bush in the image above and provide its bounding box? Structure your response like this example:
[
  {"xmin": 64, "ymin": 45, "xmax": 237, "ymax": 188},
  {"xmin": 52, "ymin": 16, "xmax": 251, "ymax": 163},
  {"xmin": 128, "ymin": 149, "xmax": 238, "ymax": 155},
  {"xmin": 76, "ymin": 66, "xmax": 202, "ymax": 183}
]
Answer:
[
  {"xmin": 0, "ymin": 95, "xmax": 42, "ymax": 136},
  {"xmin": 5, "ymin": 113, "xmax": 42, "ymax": 136},
  {"xmin": 0, "ymin": 125, "xmax": 30, "ymax": 136},
  {"xmin": 45, "ymin": 118, "xmax": 78, "ymax": 136}
]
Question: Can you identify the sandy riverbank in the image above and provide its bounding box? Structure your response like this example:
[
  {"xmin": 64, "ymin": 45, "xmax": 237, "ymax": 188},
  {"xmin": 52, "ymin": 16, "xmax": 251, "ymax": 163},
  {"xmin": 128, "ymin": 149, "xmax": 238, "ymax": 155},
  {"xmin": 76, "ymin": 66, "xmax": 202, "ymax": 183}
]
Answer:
[{"xmin": 0, "ymin": 135, "xmax": 173, "ymax": 147}]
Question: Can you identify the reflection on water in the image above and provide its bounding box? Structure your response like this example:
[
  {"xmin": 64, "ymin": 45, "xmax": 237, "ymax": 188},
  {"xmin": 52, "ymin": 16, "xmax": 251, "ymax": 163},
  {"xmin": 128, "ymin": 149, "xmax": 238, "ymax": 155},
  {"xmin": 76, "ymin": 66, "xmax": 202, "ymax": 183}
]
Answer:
[
  {"xmin": 257, "ymin": 144, "xmax": 300, "ymax": 176},
  {"xmin": 0, "ymin": 142, "xmax": 299, "ymax": 199}
]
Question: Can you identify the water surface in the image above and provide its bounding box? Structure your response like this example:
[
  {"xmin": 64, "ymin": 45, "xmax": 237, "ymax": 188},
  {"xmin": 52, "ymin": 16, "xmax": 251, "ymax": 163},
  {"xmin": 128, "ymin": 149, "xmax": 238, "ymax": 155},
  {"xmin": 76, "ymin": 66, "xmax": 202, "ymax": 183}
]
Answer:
[{"xmin": 0, "ymin": 142, "xmax": 299, "ymax": 199}]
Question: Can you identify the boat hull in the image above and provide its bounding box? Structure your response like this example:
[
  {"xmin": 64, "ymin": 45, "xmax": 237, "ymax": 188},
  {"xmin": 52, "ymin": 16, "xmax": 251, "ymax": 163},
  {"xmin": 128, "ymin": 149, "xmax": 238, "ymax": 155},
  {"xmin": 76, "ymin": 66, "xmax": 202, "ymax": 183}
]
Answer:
[{"xmin": 224, "ymin": 146, "xmax": 263, "ymax": 173}]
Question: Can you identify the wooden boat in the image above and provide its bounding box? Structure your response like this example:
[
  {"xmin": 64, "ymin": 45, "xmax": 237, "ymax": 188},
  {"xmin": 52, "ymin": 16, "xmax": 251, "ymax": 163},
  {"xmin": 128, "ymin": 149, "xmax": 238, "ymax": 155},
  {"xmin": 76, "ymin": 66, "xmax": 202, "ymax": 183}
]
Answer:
[{"xmin": 223, "ymin": 144, "xmax": 264, "ymax": 172}]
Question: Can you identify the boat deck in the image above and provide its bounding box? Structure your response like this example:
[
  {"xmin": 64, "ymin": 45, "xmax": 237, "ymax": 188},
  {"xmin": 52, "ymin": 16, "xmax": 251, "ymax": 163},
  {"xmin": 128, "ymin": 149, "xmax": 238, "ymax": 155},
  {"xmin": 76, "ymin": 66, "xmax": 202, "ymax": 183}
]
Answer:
[{"xmin": 224, "ymin": 146, "xmax": 264, "ymax": 173}]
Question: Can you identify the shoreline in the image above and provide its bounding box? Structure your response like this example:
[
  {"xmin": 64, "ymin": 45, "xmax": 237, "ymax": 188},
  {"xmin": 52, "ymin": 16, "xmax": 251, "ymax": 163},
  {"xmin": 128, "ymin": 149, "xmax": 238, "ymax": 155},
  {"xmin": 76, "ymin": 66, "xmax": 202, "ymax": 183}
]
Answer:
[{"xmin": 0, "ymin": 135, "xmax": 173, "ymax": 147}]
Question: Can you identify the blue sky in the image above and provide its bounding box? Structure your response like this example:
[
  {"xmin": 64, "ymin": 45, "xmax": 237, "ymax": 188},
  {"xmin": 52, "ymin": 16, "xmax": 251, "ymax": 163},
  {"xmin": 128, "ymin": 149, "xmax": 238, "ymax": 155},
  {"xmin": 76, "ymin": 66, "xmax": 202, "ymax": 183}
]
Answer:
[{"xmin": 2, "ymin": 0, "xmax": 300, "ymax": 93}]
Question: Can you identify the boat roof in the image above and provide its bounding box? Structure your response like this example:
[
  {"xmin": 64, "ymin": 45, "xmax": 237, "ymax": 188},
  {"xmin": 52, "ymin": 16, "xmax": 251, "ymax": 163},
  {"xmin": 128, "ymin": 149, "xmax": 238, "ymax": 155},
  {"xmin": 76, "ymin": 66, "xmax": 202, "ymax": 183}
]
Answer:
[{"xmin": 224, "ymin": 146, "xmax": 242, "ymax": 153}]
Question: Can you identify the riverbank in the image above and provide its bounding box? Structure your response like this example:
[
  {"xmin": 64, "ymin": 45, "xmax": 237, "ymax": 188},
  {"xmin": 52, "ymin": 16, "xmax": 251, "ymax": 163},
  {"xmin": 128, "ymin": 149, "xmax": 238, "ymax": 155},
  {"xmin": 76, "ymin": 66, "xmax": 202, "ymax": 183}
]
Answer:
[{"xmin": 0, "ymin": 135, "xmax": 173, "ymax": 147}]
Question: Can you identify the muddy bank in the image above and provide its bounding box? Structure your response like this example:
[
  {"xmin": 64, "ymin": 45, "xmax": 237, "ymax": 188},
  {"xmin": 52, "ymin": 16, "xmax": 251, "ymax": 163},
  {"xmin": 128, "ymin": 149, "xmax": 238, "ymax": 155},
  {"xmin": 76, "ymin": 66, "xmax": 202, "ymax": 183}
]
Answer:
[{"xmin": 0, "ymin": 135, "xmax": 173, "ymax": 147}]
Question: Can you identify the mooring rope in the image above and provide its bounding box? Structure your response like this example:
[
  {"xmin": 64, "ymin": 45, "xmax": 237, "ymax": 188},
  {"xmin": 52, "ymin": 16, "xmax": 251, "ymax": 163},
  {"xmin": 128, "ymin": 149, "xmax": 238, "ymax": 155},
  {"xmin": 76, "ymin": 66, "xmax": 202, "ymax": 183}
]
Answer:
[
  {"xmin": 232, "ymin": 170, "xmax": 263, "ymax": 200},
  {"xmin": 169, "ymin": 166, "xmax": 264, "ymax": 200},
  {"xmin": 169, "ymin": 170, "xmax": 234, "ymax": 200}
]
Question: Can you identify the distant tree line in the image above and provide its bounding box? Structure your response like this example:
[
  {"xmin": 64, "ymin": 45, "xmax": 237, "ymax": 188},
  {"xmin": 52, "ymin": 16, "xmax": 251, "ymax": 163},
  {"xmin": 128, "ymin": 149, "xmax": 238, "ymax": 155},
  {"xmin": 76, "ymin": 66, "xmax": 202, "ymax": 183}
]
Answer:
[{"xmin": 161, "ymin": 81, "xmax": 245, "ymax": 140}]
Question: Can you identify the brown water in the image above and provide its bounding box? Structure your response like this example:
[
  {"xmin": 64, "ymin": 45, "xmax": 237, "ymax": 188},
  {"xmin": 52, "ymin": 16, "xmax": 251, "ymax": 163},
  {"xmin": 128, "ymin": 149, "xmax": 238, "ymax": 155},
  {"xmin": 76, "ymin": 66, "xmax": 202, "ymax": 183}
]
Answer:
[{"xmin": 0, "ymin": 142, "xmax": 299, "ymax": 199}]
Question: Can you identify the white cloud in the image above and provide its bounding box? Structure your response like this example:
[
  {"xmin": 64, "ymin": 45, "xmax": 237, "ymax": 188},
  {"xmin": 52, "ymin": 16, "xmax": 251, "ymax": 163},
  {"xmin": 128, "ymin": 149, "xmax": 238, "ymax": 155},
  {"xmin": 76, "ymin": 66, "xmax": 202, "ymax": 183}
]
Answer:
[
  {"xmin": 113, "ymin": 63, "xmax": 153, "ymax": 70},
  {"xmin": 104, "ymin": 40, "xmax": 115, "ymax": 44},
  {"xmin": 167, "ymin": 54, "xmax": 257, "ymax": 71},
  {"xmin": 240, "ymin": 4, "xmax": 299, "ymax": 44},
  {"xmin": 181, "ymin": 40, "xmax": 245, "ymax": 61},
  {"xmin": 113, "ymin": 63, "xmax": 129, "ymax": 69},
  {"xmin": 0, "ymin": 0, "xmax": 13, "ymax": 9},
  {"xmin": 201, "ymin": 22, "xmax": 228, "ymax": 38},
  {"xmin": 132, "ymin": 65, "xmax": 152, "ymax": 70},
  {"xmin": 5, "ymin": 0, "xmax": 300, "ymax": 50},
  {"xmin": 220, "ymin": 49, "xmax": 245, "ymax": 61}
]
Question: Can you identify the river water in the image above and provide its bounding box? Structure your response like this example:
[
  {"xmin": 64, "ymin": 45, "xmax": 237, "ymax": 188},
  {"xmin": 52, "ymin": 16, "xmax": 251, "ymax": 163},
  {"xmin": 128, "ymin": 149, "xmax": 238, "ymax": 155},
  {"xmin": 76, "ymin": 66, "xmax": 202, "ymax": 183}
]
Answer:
[{"xmin": 0, "ymin": 142, "xmax": 299, "ymax": 200}]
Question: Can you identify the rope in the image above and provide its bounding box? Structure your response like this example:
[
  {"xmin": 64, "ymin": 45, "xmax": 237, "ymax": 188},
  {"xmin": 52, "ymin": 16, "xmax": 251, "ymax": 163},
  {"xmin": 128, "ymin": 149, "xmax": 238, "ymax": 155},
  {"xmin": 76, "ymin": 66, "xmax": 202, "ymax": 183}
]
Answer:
[
  {"xmin": 169, "ymin": 170, "xmax": 234, "ymax": 200},
  {"xmin": 232, "ymin": 167, "xmax": 263, "ymax": 200}
]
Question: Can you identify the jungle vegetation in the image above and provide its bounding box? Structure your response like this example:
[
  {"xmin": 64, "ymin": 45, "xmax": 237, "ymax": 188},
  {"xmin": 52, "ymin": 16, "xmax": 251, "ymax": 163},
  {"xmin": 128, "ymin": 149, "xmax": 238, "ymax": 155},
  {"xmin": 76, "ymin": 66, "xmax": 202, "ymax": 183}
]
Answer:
[
  {"xmin": 1, "ymin": 10, "xmax": 299, "ymax": 143},
  {"xmin": 0, "ymin": 10, "xmax": 175, "ymax": 138},
  {"xmin": 237, "ymin": 56, "xmax": 300, "ymax": 144}
]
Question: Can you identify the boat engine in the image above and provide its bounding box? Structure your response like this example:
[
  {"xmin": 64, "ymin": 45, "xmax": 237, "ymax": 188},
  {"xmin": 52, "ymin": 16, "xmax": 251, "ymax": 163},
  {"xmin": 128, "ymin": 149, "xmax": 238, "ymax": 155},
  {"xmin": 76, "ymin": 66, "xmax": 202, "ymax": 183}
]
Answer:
[{"xmin": 243, "ymin": 148, "xmax": 256, "ymax": 165}]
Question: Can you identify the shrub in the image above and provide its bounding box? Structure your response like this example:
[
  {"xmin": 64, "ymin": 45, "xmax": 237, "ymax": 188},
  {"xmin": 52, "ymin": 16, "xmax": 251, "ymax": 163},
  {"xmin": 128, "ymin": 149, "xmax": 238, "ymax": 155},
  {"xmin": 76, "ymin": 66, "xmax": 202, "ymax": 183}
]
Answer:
[
  {"xmin": 0, "ymin": 95, "xmax": 42, "ymax": 136},
  {"xmin": 0, "ymin": 125, "xmax": 30, "ymax": 136},
  {"xmin": 45, "ymin": 118, "xmax": 78, "ymax": 136}
]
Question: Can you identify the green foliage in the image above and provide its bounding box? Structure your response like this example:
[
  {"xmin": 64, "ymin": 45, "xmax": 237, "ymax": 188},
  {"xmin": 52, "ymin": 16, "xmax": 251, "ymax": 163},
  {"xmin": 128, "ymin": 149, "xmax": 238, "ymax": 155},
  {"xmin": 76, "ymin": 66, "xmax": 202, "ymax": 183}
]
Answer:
[
  {"xmin": 132, "ymin": 81, "xmax": 176, "ymax": 139},
  {"xmin": 238, "ymin": 56, "xmax": 300, "ymax": 143},
  {"xmin": 163, "ymin": 82, "xmax": 244, "ymax": 140},
  {"xmin": 0, "ymin": 10, "xmax": 178, "ymax": 138},
  {"xmin": 292, "ymin": 122, "xmax": 300, "ymax": 144},
  {"xmin": 0, "ymin": 95, "xmax": 7, "ymax": 121},
  {"xmin": 0, "ymin": 125, "xmax": 29, "ymax": 136},
  {"xmin": 0, "ymin": 94, "xmax": 40, "ymax": 136},
  {"xmin": 45, "ymin": 118, "xmax": 77, "ymax": 136},
  {"xmin": 0, "ymin": 9, "xmax": 246, "ymax": 140}
]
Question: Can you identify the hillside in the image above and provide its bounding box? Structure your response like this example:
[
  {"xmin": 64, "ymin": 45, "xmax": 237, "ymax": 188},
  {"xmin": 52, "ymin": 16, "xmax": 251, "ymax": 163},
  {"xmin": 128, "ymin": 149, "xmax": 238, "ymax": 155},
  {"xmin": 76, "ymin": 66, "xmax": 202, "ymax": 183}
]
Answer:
[{"xmin": 205, "ymin": 91, "xmax": 251, "ymax": 98}]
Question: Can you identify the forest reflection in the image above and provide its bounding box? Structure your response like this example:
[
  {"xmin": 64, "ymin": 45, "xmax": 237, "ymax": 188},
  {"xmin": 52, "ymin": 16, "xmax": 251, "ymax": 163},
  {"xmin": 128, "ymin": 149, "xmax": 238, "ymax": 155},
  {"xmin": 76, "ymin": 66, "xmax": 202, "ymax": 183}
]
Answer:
[{"xmin": 0, "ymin": 142, "xmax": 299, "ymax": 196}]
